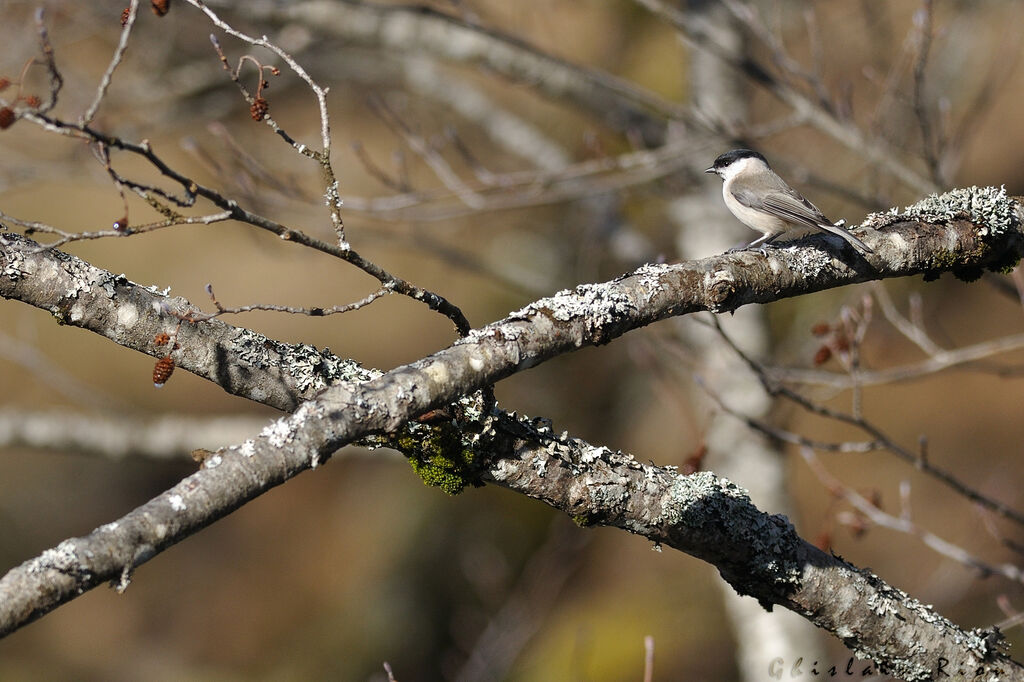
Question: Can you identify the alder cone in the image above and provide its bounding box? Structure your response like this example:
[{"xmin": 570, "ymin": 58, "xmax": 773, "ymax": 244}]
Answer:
[
  {"xmin": 153, "ymin": 356, "xmax": 175, "ymax": 387},
  {"xmin": 0, "ymin": 108, "xmax": 15, "ymax": 130}
]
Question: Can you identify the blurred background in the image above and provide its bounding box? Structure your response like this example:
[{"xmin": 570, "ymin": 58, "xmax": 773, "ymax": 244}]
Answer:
[{"xmin": 2, "ymin": 1, "xmax": 1024, "ymax": 680}]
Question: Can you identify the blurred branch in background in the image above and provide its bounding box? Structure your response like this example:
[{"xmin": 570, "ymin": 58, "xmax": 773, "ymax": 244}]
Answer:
[{"xmin": 0, "ymin": 408, "xmax": 269, "ymax": 463}]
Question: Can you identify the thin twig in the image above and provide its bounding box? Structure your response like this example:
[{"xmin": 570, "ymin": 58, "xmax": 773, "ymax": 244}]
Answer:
[
  {"xmin": 768, "ymin": 332, "xmax": 1024, "ymax": 389},
  {"xmin": 911, "ymin": 0, "xmax": 943, "ymax": 185},
  {"xmin": 800, "ymin": 447, "xmax": 1024, "ymax": 583},
  {"xmin": 191, "ymin": 0, "xmax": 345, "ymax": 243},
  {"xmin": 80, "ymin": 0, "xmax": 138, "ymax": 126},
  {"xmin": 630, "ymin": 0, "xmax": 939, "ymax": 194},
  {"xmin": 18, "ymin": 20, "xmax": 471, "ymax": 335},
  {"xmin": 710, "ymin": 317, "xmax": 1024, "ymax": 528},
  {"xmin": 32, "ymin": 9, "xmax": 63, "ymax": 114},
  {"xmin": 872, "ymin": 282, "xmax": 943, "ymax": 355},
  {"xmin": 178, "ymin": 284, "xmax": 395, "ymax": 322},
  {"xmin": 368, "ymin": 95, "xmax": 486, "ymax": 210}
]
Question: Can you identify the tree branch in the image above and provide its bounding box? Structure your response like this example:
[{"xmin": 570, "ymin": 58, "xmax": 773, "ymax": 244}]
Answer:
[{"xmin": 2, "ymin": 192, "xmax": 1024, "ymax": 678}]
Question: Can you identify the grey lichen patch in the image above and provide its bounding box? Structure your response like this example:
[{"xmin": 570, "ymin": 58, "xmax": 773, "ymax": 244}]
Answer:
[
  {"xmin": 860, "ymin": 186, "xmax": 1020, "ymax": 237},
  {"xmin": 61, "ymin": 255, "xmax": 111, "ymax": 299},
  {"xmin": 142, "ymin": 283, "xmax": 172, "ymax": 297},
  {"xmin": 579, "ymin": 444, "xmax": 612, "ymax": 466},
  {"xmin": 630, "ymin": 262, "xmax": 677, "ymax": 303},
  {"xmin": 658, "ymin": 470, "xmax": 751, "ymax": 526},
  {"xmin": 31, "ymin": 540, "xmax": 84, "ymax": 576},
  {"xmin": 456, "ymin": 323, "xmax": 525, "ymax": 347},
  {"xmin": 859, "ymin": 568, "xmax": 1008, "ymax": 663},
  {"xmin": 782, "ymin": 242, "xmax": 834, "ymax": 278},
  {"xmin": 658, "ymin": 471, "xmax": 803, "ymax": 594},
  {"xmin": 630, "ymin": 262, "xmax": 675, "ymax": 283},
  {"xmin": 279, "ymin": 342, "xmax": 380, "ymax": 392},
  {"xmin": 847, "ymin": 568, "xmax": 1014, "ymax": 680},
  {"xmin": 859, "ymin": 568, "xmax": 941, "ymax": 623},
  {"xmin": 98, "ymin": 273, "xmax": 123, "ymax": 298},
  {"xmin": 518, "ymin": 281, "xmax": 638, "ymax": 342},
  {"xmin": 252, "ymin": 401, "xmax": 325, "ymax": 458},
  {"xmin": 284, "ymin": 401, "xmax": 328, "ymax": 467},
  {"xmin": 532, "ymin": 425, "xmax": 643, "ymax": 476},
  {"xmin": 260, "ymin": 415, "xmax": 295, "ymax": 448},
  {"xmin": 459, "ymin": 395, "xmax": 488, "ymax": 424},
  {"xmin": 230, "ymin": 328, "xmax": 377, "ymax": 392},
  {"xmin": 232, "ymin": 329, "xmax": 277, "ymax": 369},
  {"xmin": 0, "ymin": 235, "xmax": 26, "ymax": 281}
]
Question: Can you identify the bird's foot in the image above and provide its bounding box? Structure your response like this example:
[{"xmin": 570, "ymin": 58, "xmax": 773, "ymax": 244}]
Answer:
[{"xmin": 726, "ymin": 243, "xmax": 774, "ymax": 256}]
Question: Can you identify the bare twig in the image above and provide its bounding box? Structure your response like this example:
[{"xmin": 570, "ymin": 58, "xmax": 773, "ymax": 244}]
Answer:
[
  {"xmin": 368, "ymin": 95, "xmax": 486, "ymax": 210},
  {"xmin": 709, "ymin": 317, "xmax": 1024, "ymax": 528},
  {"xmin": 872, "ymin": 282, "xmax": 943, "ymax": 355},
  {"xmin": 80, "ymin": 0, "xmax": 139, "ymax": 126},
  {"xmin": 454, "ymin": 519, "xmax": 588, "ymax": 682},
  {"xmin": 800, "ymin": 447, "xmax": 1024, "ymax": 583},
  {"xmin": 190, "ymin": 0, "xmax": 347, "ymax": 243},
  {"xmin": 351, "ymin": 140, "xmax": 412, "ymax": 194},
  {"xmin": 32, "ymin": 9, "xmax": 62, "ymax": 114},
  {"xmin": 771, "ymin": 330, "xmax": 1024, "ymax": 391},
  {"xmin": 631, "ymin": 0, "xmax": 939, "ymax": 194},
  {"xmin": 340, "ymin": 139, "xmax": 693, "ymax": 222},
  {"xmin": 17, "ymin": 12, "xmax": 472, "ymax": 335},
  {"xmin": 178, "ymin": 283, "xmax": 395, "ymax": 322},
  {"xmin": 0, "ymin": 408, "xmax": 271, "ymax": 462},
  {"xmin": 911, "ymin": 0, "xmax": 943, "ymax": 185},
  {"xmin": 0, "ymin": 208, "xmax": 234, "ymax": 250},
  {"xmin": 0, "ymin": 333, "xmax": 125, "ymax": 411}
]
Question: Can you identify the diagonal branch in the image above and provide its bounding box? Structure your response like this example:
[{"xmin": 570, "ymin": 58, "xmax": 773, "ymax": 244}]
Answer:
[{"xmin": 2, "ymin": 193, "xmax": 1024, "ymax": 678}]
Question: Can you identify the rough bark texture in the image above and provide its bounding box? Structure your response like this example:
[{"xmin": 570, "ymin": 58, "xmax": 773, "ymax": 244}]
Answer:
[
  {"xmin": 2, "ymin": 200, "xmax": 1024, "ymax": 679},
  {"xmin": 673, "ymin": 1, "xmax": 828, "ymax": 679}
]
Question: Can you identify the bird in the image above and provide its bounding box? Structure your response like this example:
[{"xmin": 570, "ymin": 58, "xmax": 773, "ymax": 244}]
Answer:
[{"xmin": 704, "ymin": 149, "xmax": 872, "ymax": 255}]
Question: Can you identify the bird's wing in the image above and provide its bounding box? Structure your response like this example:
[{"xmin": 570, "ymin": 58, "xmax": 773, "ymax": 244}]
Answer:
[
  {"xmin": 760, "ymin": 190, "xmax": 831, "ymax": 230},
  {"xmin": 730, "ymin": 171, "xmax": 832, "ymax": 230},
  {"xmin": 732, "ymin": 177, "xmax": 873, "ymax": 253}
]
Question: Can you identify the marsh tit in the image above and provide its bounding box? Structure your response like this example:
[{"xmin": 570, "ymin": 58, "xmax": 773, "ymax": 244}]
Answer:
[{"xmin": 705, "ymin": 149, "xmax": 872, "ymax": 255}]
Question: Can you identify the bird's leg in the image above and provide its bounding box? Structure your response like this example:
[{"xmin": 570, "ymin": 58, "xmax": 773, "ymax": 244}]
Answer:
[{"xmin": 727, "ymin": 232, "xmax": 782, "ymax": 255}]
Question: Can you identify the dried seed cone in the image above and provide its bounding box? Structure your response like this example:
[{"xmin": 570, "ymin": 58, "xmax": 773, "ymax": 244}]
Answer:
[
  {"xmin": 153, "ymin": 355, "xmax": 175, "ymax": 387},
  {"xmin": 250, "ymin": 97, "xmax": 268, "ymax": 121},
  {"xmin": 0, "ymin": 108, "xmax": 15, "ymax": 130}
]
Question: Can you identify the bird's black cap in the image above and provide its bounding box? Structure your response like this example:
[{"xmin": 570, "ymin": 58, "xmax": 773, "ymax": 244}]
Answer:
[{"xmin": 705, "ymin": 149, "xmax": 768, "ymax": 173}]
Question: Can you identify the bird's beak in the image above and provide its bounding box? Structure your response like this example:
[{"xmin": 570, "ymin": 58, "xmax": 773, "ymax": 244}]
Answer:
[{"xmin": 704, "ymin": 167, "xmax": 716, "ymax": 174}]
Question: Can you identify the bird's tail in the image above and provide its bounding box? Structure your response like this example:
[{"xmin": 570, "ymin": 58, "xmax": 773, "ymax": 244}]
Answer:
[{"xmin": 817, "ymin": 222, "xmax": 873, "ymax": 254}]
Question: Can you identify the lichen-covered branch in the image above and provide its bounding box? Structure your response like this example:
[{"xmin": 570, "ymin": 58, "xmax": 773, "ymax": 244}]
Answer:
[
  {"xmin": 2, "ymin": 190, "xmax": 1024, "ymax": 678},
  {"xmin": 2, "ymin": 188, "xmax": 1019, "ymax": 413},
  {"xmin": 481, "ymin": 425, "xmax": 1020, "ymax": 681}
]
